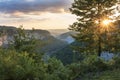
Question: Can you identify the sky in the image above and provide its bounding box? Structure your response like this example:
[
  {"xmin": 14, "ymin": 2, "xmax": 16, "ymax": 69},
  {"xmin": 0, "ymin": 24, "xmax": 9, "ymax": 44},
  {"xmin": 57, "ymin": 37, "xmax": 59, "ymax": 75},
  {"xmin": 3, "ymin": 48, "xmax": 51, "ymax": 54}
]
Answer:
[{"xmin": 0, "ymin": 0, "xmax": 77, "ymax": 29}]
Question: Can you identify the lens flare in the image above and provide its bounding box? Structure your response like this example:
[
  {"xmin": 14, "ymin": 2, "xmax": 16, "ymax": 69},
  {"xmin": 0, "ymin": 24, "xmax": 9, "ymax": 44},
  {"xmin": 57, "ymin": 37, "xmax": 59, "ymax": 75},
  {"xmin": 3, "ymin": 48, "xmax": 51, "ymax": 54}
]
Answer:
[
  {"xmin": 95, "ymin": 20, "xmax": 99, "ymax": 24},
  {"xmin": 102, "ymin": 20, "xmax": 111, "ymax": 26}
]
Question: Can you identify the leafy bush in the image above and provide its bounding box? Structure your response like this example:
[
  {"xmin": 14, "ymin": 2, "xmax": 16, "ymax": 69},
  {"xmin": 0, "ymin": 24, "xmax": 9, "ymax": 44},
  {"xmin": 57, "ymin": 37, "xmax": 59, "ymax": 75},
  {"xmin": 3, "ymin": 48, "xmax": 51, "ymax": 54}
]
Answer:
[
  {"xmin": 0, "ymin": 49, "xmax": 71, "ymax": 80},
  {"xmin": 0, "ymin": 49, "xmax": 120, "ymax": 80},
  {"xmin": 45, "ymin": 58, "xmax": 70, "ymax": 80},
  {"xmin": 82, "ymin": 55, "xmax": 109, "ymax": 72},
  {"xmin": 67, "ymin": 62, "xmax": 83, "ymax": 80},
  {"xmin": 0, "ymin": 49, "xmax": 47, "ymax": 80},
  {"xmin": 67, "ymin": 55, "xmax": 110, "ymax": 79},
  {"xmin": 108, "ymin": 56, "xmax": 120, "ymax": 69}
]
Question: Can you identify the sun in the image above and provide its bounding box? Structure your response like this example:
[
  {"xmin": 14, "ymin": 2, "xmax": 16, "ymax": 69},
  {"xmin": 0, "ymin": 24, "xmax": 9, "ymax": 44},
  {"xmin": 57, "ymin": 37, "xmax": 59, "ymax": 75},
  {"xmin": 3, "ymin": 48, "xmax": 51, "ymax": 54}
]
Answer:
[
  {"xmin": 95, "ymin": 19, "xmax": 111, "ymax": 26},
  {"xmin": 102, "ymin": 19, "xmax": 111, "ymax": 26}
]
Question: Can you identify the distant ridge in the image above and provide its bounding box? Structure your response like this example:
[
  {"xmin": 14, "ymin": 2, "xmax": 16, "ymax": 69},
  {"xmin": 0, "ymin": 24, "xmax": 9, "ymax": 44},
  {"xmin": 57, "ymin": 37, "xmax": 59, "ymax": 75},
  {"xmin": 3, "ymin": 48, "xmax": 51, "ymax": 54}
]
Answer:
[{"xmin": 47, "ymin": 29, "xmax": 69, "ymax": 37}]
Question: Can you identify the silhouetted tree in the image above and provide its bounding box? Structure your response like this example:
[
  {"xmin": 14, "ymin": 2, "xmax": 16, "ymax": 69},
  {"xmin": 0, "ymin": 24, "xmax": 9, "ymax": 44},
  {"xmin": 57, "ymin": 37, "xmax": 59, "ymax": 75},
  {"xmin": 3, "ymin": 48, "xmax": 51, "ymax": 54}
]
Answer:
[{"xmin": 70, "ymin": 0, "xmax": 120, "ymax": 56}]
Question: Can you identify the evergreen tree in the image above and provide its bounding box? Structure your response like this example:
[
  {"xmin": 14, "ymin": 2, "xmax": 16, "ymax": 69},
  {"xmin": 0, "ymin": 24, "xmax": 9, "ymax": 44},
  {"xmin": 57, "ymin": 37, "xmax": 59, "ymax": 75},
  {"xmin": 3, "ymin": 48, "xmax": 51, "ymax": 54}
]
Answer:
[
  {"xmin": 12, "ymin": 26, "xmax": 37, "ymax": 53},
  {"xmin": 70, "ymin": 0, "xmax": 120, "ymax": 56}
]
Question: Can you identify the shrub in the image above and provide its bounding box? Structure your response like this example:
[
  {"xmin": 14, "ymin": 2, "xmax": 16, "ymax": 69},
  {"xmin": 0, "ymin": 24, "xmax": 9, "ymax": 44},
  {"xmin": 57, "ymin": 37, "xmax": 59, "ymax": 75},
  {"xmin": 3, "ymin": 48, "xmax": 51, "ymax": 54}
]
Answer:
[
  {"xmin": 0, "ymin": 49, "xmax": 71, "ymax": 80},
  {"xmin": 67, "ymin": 55, "xmax": 109, "ymax": 79},
  {"xmin": 45, "ymin": 58, "xmax": 70, "ymax": 80},
  {"xmin": 0, "ymin": 49, "xmax": 46, "ymax": 80},
  {"xmin": 83, "ymin": 55, "xmax": 109, "ymax": 72},
  {"xmin": 109, "ymin": 56, "xmax": 120, "ymax": 69}
]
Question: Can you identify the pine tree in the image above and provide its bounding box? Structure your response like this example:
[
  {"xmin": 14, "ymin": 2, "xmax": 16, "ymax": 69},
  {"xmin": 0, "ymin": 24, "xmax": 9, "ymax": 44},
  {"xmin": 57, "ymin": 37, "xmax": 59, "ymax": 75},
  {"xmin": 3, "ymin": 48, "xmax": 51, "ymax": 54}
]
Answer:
[
  {"xmin": 70, "ymin": 0, "xmax": 119, "ymax": 56},
  {"xmin": 13, "ymin": 26, "xmax": 37, "ymax": 53}
]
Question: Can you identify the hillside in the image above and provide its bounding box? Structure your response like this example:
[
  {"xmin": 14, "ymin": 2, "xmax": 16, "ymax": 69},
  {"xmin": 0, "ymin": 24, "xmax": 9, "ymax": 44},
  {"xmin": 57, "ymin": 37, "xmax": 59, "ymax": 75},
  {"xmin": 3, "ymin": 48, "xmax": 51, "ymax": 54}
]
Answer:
[
  {"xmin": 0, "ymin": 26, "xmax": 68, "ymax": 54},
  {"xmin": 48, "ymin": 29, "xmax": 69, "ymax": 37},
  {"xmin": 51, "ymin": 41, "xmax": 83, "ymax": 65},
  {"xmin": 56, "ymin": 31, "xmax": 76, "ymax": 44}
]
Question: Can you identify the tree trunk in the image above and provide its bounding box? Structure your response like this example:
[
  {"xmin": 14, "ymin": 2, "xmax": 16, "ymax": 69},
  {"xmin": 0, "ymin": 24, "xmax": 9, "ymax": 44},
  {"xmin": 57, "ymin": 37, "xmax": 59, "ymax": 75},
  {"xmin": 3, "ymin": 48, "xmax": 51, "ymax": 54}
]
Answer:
[{"xmin": 98, "ymin": 36, "xmax": 102, "ymax": 56}]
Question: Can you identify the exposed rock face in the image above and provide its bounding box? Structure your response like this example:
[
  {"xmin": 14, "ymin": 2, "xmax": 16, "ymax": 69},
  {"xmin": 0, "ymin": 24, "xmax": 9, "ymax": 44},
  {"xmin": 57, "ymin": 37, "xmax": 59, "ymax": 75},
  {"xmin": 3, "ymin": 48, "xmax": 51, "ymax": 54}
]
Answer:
[
  {"xmin": 26, "ymin": 29, "xmax": 52, "ymax": 40},
  {"xmin": 0, "ymin": 37, "xmax": 3, "ymax": 46},
  {"xmin": 0, "ymin": 35, "xmax": 7, "ymax": 46},
  {"xmin": 0, "ymin": 26, "xmax": 17, "ymax": 47},
  {"xmin": 0, "ymin": 26, "xmax": 53, "ymax": 46}
]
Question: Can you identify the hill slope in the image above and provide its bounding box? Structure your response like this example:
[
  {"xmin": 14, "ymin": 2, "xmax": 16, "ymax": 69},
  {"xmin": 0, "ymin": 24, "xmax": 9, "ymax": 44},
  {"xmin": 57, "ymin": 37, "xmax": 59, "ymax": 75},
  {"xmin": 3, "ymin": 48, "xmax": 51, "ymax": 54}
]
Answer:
[
  {"xmin": 0, "ymin": 26, "xmax": 68, "ymax": 54},
  {"xmin": 51, "ymin": 41, "xmax": 83, "ymax": 65},
  {"xmin": 56, "ymin": 31, "xmax": 76, "ymax": 44}
]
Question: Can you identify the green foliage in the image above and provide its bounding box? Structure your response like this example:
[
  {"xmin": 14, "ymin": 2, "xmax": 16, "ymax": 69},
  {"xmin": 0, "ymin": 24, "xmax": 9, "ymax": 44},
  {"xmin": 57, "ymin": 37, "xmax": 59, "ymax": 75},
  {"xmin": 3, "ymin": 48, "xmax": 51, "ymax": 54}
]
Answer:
[
  {"xmin": 67, "ymin": 55, "xmax": 111, "ymax": 79},
  {"xmin": 108, "ymin": 56, "xmax": 120, "ymax": 69},
  {"xmin": 45, "ymin": 58, "xmax": 70, "ymax": 80},
  {"xmin": 51, "ymin": 41, "xmax": 83, "ymax": 65},
  {"xmin": 95, "ymin": 69, "xmax": 120, "ymax": 80},
  {"xmin": 69, "ymin": 0, "xmax": 120, "ymax": 55},
  {"xmin": 0, "ymin": 49, "xmax": 46, "ymax": 80},
  {"xmin": 0, "ymin": 49, "xmax": 71, "ymax": 80},
  {"xmin": 80, "ymin": 69, "xmax": 120, "ymax": 80},
  {"xmin": 1, "ymin": 48, "xmax": 120, "ymax": 80},
  {"xmin": 12, "ymin": 26, "xmax": 37, "ymax": 53},
  {"xmin": 82, "ymin": 55, "xmax": 109, "ymax": 72},
  {"xmin": 66, "ymin": 54, "xmax": 120, "ymax": 80},
  {"xmin": 67, "ymin": 62, "xmax": 83, "ymax": 80}
]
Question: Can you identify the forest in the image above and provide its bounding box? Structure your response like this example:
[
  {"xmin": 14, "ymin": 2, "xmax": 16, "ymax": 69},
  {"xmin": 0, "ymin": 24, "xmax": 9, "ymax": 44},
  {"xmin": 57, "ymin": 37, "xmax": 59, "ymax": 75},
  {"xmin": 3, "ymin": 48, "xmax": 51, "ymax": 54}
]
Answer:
[{"xmin": 0, "ymin": 0, "xmax": 120, "ymax": 80}]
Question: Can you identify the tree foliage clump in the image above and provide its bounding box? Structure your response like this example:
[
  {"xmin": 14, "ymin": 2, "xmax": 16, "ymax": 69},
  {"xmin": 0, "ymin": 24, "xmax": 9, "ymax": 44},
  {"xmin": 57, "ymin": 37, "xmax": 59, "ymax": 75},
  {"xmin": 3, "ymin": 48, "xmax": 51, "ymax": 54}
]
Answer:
[
  {"xmin": 0, "ymin": 49, "xmax": 46, "ymax": 80},
  {"xmin": 12, "ymin": 27, "xmax": 37, "ymax": 53}
]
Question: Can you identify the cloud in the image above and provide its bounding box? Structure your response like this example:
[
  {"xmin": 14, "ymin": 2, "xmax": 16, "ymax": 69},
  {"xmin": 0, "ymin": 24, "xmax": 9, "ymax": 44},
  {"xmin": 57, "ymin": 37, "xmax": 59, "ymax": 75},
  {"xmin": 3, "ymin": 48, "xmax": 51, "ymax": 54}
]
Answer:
[
  {"xmin": 0, "ymin": 0, "xmax": 76, "ymax": 30},
  {"xmin": 0, "ymin": 0, "xmax": 72, "ymax": 14}
]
